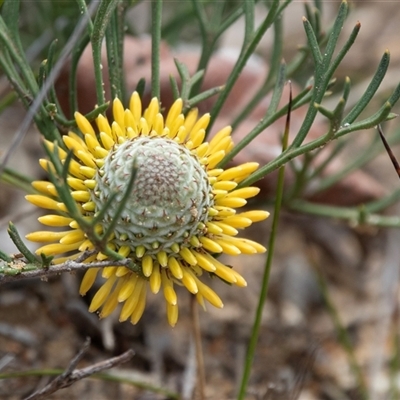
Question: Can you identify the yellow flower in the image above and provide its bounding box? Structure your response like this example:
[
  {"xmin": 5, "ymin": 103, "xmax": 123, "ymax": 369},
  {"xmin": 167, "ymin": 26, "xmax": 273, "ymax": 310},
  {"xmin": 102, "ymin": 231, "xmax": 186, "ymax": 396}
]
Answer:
[{"xmin": 26, "ymin": 92, "xmax": 269, "ymax": 326}]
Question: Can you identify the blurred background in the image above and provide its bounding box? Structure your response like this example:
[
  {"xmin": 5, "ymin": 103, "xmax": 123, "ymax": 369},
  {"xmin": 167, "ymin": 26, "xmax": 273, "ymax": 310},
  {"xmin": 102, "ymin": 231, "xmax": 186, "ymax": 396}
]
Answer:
[{"xmin": 1, "ymin": 1, "xmax": 400, "ymax": 399}]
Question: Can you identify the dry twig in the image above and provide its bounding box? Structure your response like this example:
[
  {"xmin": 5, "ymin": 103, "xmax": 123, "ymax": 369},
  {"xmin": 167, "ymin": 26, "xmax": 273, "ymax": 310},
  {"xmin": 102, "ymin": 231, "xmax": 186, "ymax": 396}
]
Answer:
[
  {"xmin": 0, "ymin": 257, "xmax": 133, "ymax": 285},
  {"xmin": 24, "ymin": 338, "xmax": 134, "ymax": 400}
]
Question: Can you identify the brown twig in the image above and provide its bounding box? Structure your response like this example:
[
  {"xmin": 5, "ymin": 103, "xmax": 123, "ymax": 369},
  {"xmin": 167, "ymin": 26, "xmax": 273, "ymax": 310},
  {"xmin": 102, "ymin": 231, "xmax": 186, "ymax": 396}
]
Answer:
[
  {"xmin": 0, "ymin": 257, "xmax": 134, "ymax": 285},
  {"xmin": 191, "ymin": 295, "xmax": 206, "ymax": 400},
  {"xmin": 24, "ymin": 338, "xmax": 134, "ymax": 400}
]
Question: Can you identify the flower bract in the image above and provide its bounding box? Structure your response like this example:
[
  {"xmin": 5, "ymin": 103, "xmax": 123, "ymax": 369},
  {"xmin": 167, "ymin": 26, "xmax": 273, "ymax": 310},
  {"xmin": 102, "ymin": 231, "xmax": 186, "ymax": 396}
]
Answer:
[{"xmin": 26, "ymin": 92, "xmax": 269, "ymax": 326}]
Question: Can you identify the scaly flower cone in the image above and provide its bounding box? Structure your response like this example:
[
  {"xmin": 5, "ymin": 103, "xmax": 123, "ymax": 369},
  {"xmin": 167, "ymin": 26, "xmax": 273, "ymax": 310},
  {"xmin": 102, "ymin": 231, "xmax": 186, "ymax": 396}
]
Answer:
[{"xmin": 26, "ymin": 92, "xmax": 269, "ymax": 326}]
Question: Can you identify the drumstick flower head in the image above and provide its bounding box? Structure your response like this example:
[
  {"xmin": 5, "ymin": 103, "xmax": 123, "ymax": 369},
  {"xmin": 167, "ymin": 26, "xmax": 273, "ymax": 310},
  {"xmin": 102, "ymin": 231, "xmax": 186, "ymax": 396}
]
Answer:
[{"xmin": 26, "ymin": 92, "xmax": 269, "ymax": 326}]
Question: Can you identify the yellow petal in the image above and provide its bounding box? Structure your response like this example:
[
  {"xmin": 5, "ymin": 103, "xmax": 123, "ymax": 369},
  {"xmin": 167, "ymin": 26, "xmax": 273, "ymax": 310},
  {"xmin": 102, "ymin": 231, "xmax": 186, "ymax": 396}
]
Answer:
[
  {"xmin": 113, "ymin": 98, "xmax": 125, "ymax": 132},
  {"xmin": 230, "ymin": 269, "xmax": 247, "ymax": 287},
  {"xmin": 130, "ymin": 284, "xmax": 147, "ymax": 325},
  {"xmin": 149, "ymin": 264, "xmax": 161, "ymax": 294},
  {"xmin": 189, "ymin": 128, "xmax": 205, "ymax": 148},
  {"xmin": 139, "ymin": 117, "xmax": 149, "ymax": 136},
  {"xmin": 89, "ymin": 274, "xmax": 117, "ymax": 312},
  {"xmin": 26, "ymin": 230, "xmax": 69, "ymax": 242},
  {"xmin": 67, "ymin": 177, "xmax": 87, "ymax": 191},
  {"xmin": 168, "ymin": 114, "xmax": 185, "ymax": 139},
  {"xmin": 192, "ymin": 250, "xmax": 216, "ymax": 272},
  {"xmin": 71, "ymin": 190, "xmax": 90, "ymax": 202},
  {"xmin": 142, "ymin": 255, "xmax": 153, "ymax": 277},
  {"xmin": 85, "ymin": 133, "xmax": 101, "ymax": 153},
  {"xmin": 118, "ymin": 273, "xmax": 138, "ymax": 302},
  {"xmin": 80, "ymin": 267, "xmax": 100, "ymax": 295},
  {"xmin": 31, "ymin": 181, "xmax": 56, "ymax": 195},
  {"xmin": 222, "ymin": 236, "xmax": 266, "ymax": 254},
  {"xmin": 135, "ymin": 245, "xmax": 145, "ymax": 258},
  {"xmin": 60, "ymin": 230, "xmax": 86, "ymax": 245},
  {"xmin": 199, "ymin": 236, "xmax": 223, "ymax": 253},
  {"xmin": 153, "ymin": 113, "xmax": 164, "ymax": 135},
  {"xmin": 221, "ymin": 215, "xmax": 252, "ymax": 228},
  {"xmin": 118, "ymin": 245, "xmax": 131, "ymax": 258},
  {"xmin": 116, "ymin": 266, "xmax": 129, "ymax": 277},
  {"xmin": 237, "ymin": 210, "xmax": 270, "ymax": 222},
  {"xmin": 208, "ymin": 136, "xmax": 232, "ymax": 155},
  {"xmin": 208, "ymin": 126, "xmax": 232, "ymax": 151},
  {"xmin": 129, "ymin": 91, "xmax": 142, "ymax": 122},
  {"xmin": 102, "ymin": 266, "xmax": 117, "ymax": 279},
  {"xmin": 144, "ymin": 97, "xmax": 159, "ymax": 128},
  {"xmin": 181, "ymin": 268, "xmax": 198, "ymax": 294},
  {"xmin": 161, "ymin": 269, "xmax": 177, "ymax": 305},
  {"xmin": 197, "ymin": 281, "xmax": 223, "ymax": 308},
  {"xmin": 38, "ymin": 215, "xmax": 74, "ymax": 227},
  {"xmin": 184, "ymin": 107, "xmax": 198, "ymax": 133},
  {"xmin": 25, "ymin": 195, "xmax": 60, "ymax": 210},
  {"xmin": 96, "ymin": 114, "xmax": 112, "ymax": 137},
  {"xmin": 112, "ymin": 121, "xmax": 125, "ymax": 142},
  {"xmin": 213, "ymin": 239, "xmax": 241, "ymax": 255},
  {"xmin": 204, "ymin": 150, "xmax": 225, "ymax": 169},
  {"xmin": 226, "ymin": 187, "xmax": 260, "ymax": 199},
  {"xmin": 186, "ymin": 269, "xmax": 223, "ymax": 308},
  {"xmin": 165, "ymin": 98, "xmax": 183, "ymax": 129},
  {"xmin": 214, "ymin": 206, "xmax": 236, "ymax": 217},
  {"xmin": 204, "ymin": 255, "xmax": 237, "ymax": 284},
  {"xmin": 36, "ymin": 242, "xmax": 82, "ymax": 256},
  {"xmin": 44, "ymin": 141, "xmax": 67, "ymax": 159},
  {"xmin": 100, "ymin": 277, "xmax": 125, "ymax": 318},
  {"xmin": 195, "ymin": 142, "xmax": 209, "ymax": 158},
  {"xmin": 216, "ymin": 197, "xmax": 247, "ymax": 208},
  {"xmin": 119, "ymin": 278, "xmax": 144, "ymax": 321},
  {"xmin": 217, "ymin": 163, "xmax": 259, "ymax": 181},
  {"xmin": 76, "ymin": 149, "xmax": 95, "ymax": 168},
  {"xmin": 156, "ymin": 250, "xmax": 168, "ymax": 267},
  {"xmin": 205, "ymin": 221, "xmax": 223, "ymax": 234},
  {"xmin": 100, "ymin": 131, "xmax": 115, "ymax": 150},
  {"xmin": 124, "ymin": 109, "xmax": 137, "ymax": 132},
  {"xmin": 79, "ymin": 166, "xmax": 96, "ymax": 178},
  {"xmin": 75, "ymin": 111, "xmax": 95, "ymax": 137},
  {"xmin": 232, "ymin": 163, "xmax": 260, "ymax": 182},
  {"xmin": 179, "ymin": 247, "xmax": 197, "ymax": 266},
  {"xmin": 168, "ymin": 257, "xmax": 183, "ymax": 279},
  {"xmin": 188, "ymin": 113, "xmax": 210, "ymax": 140},
  {"xmin": 167, "ymin": 303, "xmax": 178, "ymax": 327},
  {"xmin": 213, "ymin": 221, "xmax": 238, "ymax": 236},
  {"xmin": 82, "ymin": 202, "xmax": 96, "ymax": 211},
  {"xmin": 212, "ymin": 181, "xmax": 237, "ymax": 191},
  {"xmin": 79, "ymin": 240, "xmax": 95, "ymax": 252}
]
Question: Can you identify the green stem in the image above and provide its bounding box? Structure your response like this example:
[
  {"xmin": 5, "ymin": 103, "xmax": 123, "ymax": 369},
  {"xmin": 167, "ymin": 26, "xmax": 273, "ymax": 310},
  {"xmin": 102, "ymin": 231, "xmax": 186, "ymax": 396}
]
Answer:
[
  {"xmin": 289, "ymin": 198, "xmax": 400, "ymax": 229},
  {"xmin": 151, "ymin": 0, "xmax": 162, "ymax": 99},
  {"xmin": 237, "ymin": 86, "xmax": 291, "ymax": 400},
  {"xmin": 105, "ymin": 5, "xmax": 125, "ymax": 101},
  {"xmin": 91, "ymin": 0, "xmax": 119, "ymax": 106},
  {"xmin": 232, "ymin": 14, "xmax": 284, "ymax": 129},
  {"xmin": 7, "ymin": 223, "xmax": 38, "ymax": 264}
]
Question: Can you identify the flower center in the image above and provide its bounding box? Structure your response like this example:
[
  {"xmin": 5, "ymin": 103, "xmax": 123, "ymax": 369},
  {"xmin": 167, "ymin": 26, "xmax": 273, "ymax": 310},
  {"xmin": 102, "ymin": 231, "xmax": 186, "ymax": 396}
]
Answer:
[{"xmin": 92, "ymin": 136, "xmax": 212, "ymax": 255}]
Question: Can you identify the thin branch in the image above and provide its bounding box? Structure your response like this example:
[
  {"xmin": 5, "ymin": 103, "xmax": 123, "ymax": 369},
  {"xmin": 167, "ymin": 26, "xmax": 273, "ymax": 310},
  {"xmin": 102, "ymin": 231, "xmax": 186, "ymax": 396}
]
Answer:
[
  {"xmin": 0, "ymin": 257, "xmax": 135, "ymax": 285},
  {"xmin": 24, "ymin": 338, "xmax": 134, "ymax": 400}
]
